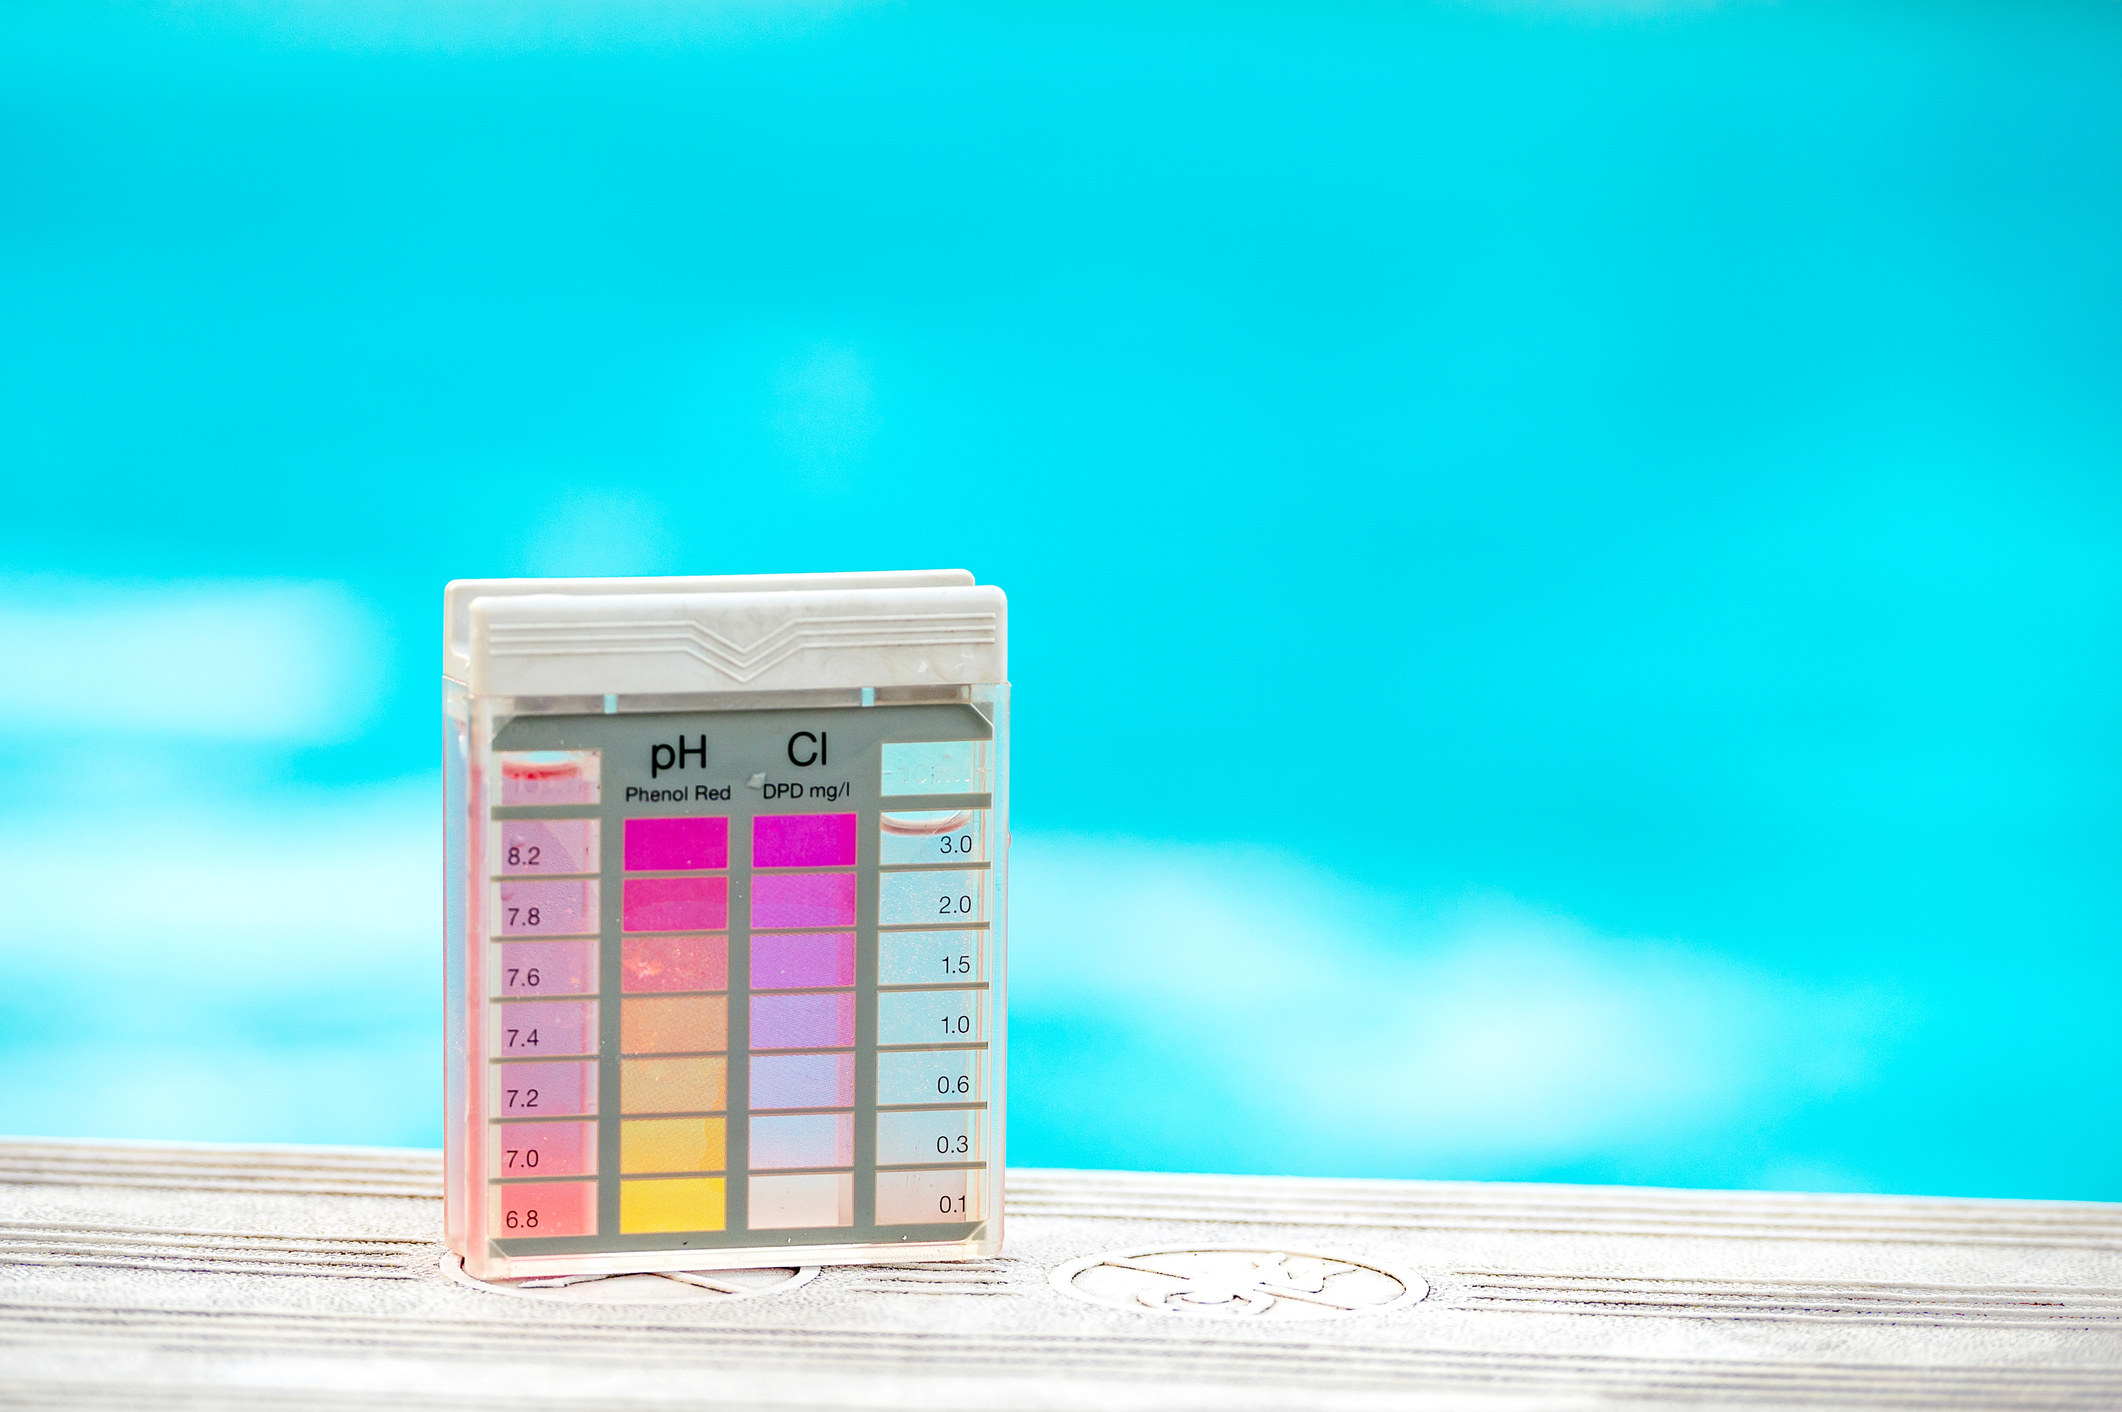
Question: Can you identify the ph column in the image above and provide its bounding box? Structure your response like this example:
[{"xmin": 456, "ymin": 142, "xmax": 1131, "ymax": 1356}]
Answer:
[
  {"xmin": 486, "ymin": 750, "xmax": 603, "ymax": 1244},
  {"xmin": 614, "ymin": 815, "xmax": 732, "ymax": 1237}
]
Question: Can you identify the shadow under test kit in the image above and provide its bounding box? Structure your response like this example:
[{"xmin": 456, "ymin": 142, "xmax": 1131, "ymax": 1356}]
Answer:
[{"xmin": 442, "ymin": 571, "xmax": 1008, "ymax": 1281}]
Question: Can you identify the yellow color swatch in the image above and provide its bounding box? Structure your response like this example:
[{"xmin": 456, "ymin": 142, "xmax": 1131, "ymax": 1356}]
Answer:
[
  {"xmin": 620, "ymin": 1177, "xmax": 726, "ymax": 1234},
  {"xmin": 620, "ymin": 1056, "xmax": 726, "ymax": 1114},
  {"xmin": 622, "ymin": 1117, "xmax": 726, "ymax": 1174},
  {"xmin": 621, "ymin": 995, "xmax": 727, "ymax": 1054}
]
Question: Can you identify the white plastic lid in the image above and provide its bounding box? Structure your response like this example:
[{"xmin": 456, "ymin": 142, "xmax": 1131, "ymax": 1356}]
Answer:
[{"xmin": 445, "ymin": 571, "xmax": 1005, "ymax": 695}]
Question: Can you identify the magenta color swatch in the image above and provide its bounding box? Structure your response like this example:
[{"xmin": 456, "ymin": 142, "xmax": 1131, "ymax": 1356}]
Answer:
[
  {"xmin": 624, "ymin": 816, "xmax": 728, "ymax": 872},
  {"xmin": 750, "ymin": 872, "xmax": 856, "ymax": 929},
  {"xmin": 497, "ymin": 1121, "xmax": 594, "ymax": 1177},
  {"xmin": 497, "ymin": 1061, "xmax": 596, "ymax": 1117},
  {"xmin": 621, "ymin": 935, "xmax": 728, "ymax": 993},
  {"xmin": 748, "ymin": 1112, "xmax": 854, "ymax": 1170},
  {"xmin": 497, "ymin": 1001, "xmax": 596, "ymax": 1056},
  {"xmin": 750, "ymin": 992, "xmax": 857, "ymax": 1050},
  {"xmin": 751, "ymin": 931, "xmax": 856, "ymax": 989},
  {"xmin": 622, "ymin": 876, "xmax": 728, "ymax": 933},
  {"xmin": 753, "ymin": 813, "xmax": 858, "ymax": 868},
  {"xmin": 496, "ymin": 879, "xmax": 596, "ymax": 936},
  {"xmin": 750, "ymin": 1053, "xmax": 856, "ymax": 1110},
  {"xmin": 494, "ymin": 941, "xmax": 595, "ymax": 996}
]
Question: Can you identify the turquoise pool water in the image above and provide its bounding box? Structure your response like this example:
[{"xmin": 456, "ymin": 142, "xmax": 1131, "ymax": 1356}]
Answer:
[{"xmin": 1, "ymin": 0, "xmax": 2117, "ymax": 1200}]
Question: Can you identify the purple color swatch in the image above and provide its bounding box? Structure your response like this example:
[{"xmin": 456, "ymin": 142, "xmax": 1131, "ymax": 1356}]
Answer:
[
  {"xmin": 749, "ymin": 1112, "xmax": 854, "ymax": 1170},
  {"xmin": 753, "ymin": 813, "xmax": 858, "ymax": 868},
  {"xmin": 750, "ymin": 992, "xmax": 857, "ymax": 1050},
  {"xmin": 751, "ymin": 932, "xmax": 856, "ymax": 990},
  {"xmin": 624, "ymin": 816, "xmax": 728, "ymax": 872},
  {"xmin": 622, "ymin": 876, "xmax": 728, "ymax": 933},
  {"xmin": 749, "ymin": 1053, "xmax": 856, "ymax": 1110},
  {"xmin": 750, "ymin": 872, "xmax": 856, "ymax": 929}
]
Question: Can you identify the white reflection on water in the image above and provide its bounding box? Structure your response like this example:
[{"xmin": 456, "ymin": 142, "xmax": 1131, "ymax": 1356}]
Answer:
[
  {"xmin": 0, "ymin": 789, "xmax": 1899, "ymax": 1180},
  {"xmin": 1009, "ymin": 836, "xmax": 1902, "ymax": 1186}
]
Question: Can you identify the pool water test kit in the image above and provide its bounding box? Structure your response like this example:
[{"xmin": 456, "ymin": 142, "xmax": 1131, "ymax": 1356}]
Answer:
[{"xmin": 442, "ymin": 571, "xmax": 1007, "ymax": 1281}]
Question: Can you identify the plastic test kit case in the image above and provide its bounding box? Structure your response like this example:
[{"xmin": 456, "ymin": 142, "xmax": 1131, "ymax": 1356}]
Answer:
[{"xmin": 442, "ymin": 570, "xmax": 1007, "ymax": 1281}]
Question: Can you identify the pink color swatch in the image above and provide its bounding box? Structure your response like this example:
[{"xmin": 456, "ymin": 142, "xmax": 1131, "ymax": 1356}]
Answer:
[
  {"xmin": 749, "ymin": 1053, "xmax": 856, "ymax": 1110},
  {"xmin": 752, "ymin": 932, "xmax": 856, "ymax": 989},
  {"xmin": 753, "ymin": 813, "xmax": 858, "ymax": 868},
  {"xmin": 496, "ymin": 1001, "xmax": 596, "ymax": 1056},
  {"xmin": 624, "ymin": 816, "xmax": 728, "ymax": 872},
  {"xmin": 496, "ymin": 1122, "xmax": 594, "ymax": 1178},
  {"xmin": 751, "ymin": 992, "xmax": 856, "ymax": 1050},
  {"xmin": 494, "ymin": 941, "xmax": 595, "ymax": 996},
  {"xmin": 496, "ymin": 1061, "xmax": 597, "ymax": 1117},
  {"xmin": 749, "ymin": 1112, "xmax": 855, "ymax": 1170},
  {"xmin": 497, "ymin": 819, "xmax": 598, "ymax": 875},
  {"xmin": 748, "ymin": 1172, "xmax": 853, "ymax": 1230},
  {"xmin": 497, "ymin": 752, "xmax": 600, "ymax": 807},
  {"xmin": 750, "ymin": 872, "xmax": 856, "ymax": 929},
  {"xmin": 496, "ymin": 880, "xmax": 597, "ymax": 936},
  {"xmin": 489, "ymin": 1180, "xmax": 595, "ymax": 1237},
  {"xmin": 621, "ymin": 935, "xmax": 728, "ymax": 993},
  {"xmin": 622, "ymin": 876, "xmax": 728, "ymax": 933}
]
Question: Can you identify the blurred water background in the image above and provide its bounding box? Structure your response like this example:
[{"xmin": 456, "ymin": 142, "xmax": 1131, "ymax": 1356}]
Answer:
[{"xmin": 2, "ymin": 0, "xmax": 2118, "ymax": 1200}]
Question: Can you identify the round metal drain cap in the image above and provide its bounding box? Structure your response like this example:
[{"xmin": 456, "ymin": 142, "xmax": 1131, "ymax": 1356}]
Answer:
[
  {"xmin": 1050, "ymin": 1245, "xmax": 1426, "ymax": 1320},
  {"xmin": 442, "ymin": 1254, "xmax": 817, "ymax": 1304}
]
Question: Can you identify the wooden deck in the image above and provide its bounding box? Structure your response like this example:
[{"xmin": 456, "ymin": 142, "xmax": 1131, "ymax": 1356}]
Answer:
[{"xmin": 1, "ymin": 1138, "xmax": 2117, "ymax": 1409}]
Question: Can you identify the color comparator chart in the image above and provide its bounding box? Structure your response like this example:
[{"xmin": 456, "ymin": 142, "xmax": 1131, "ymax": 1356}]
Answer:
[{"xmin": 479, "ymin": 727, "xmax": 995, "ymax": 1253}]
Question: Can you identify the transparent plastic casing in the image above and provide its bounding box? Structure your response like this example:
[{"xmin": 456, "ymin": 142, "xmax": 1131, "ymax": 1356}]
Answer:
[{"xmin": 444, "ymin": 682, "xmax": 1007, "ymax": 1281}]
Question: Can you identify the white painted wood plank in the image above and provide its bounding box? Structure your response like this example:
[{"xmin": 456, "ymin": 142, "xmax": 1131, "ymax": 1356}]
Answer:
[{"xmin": 0, "ymin": 1138, "xmax": 2116, "ymax": 1409}]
